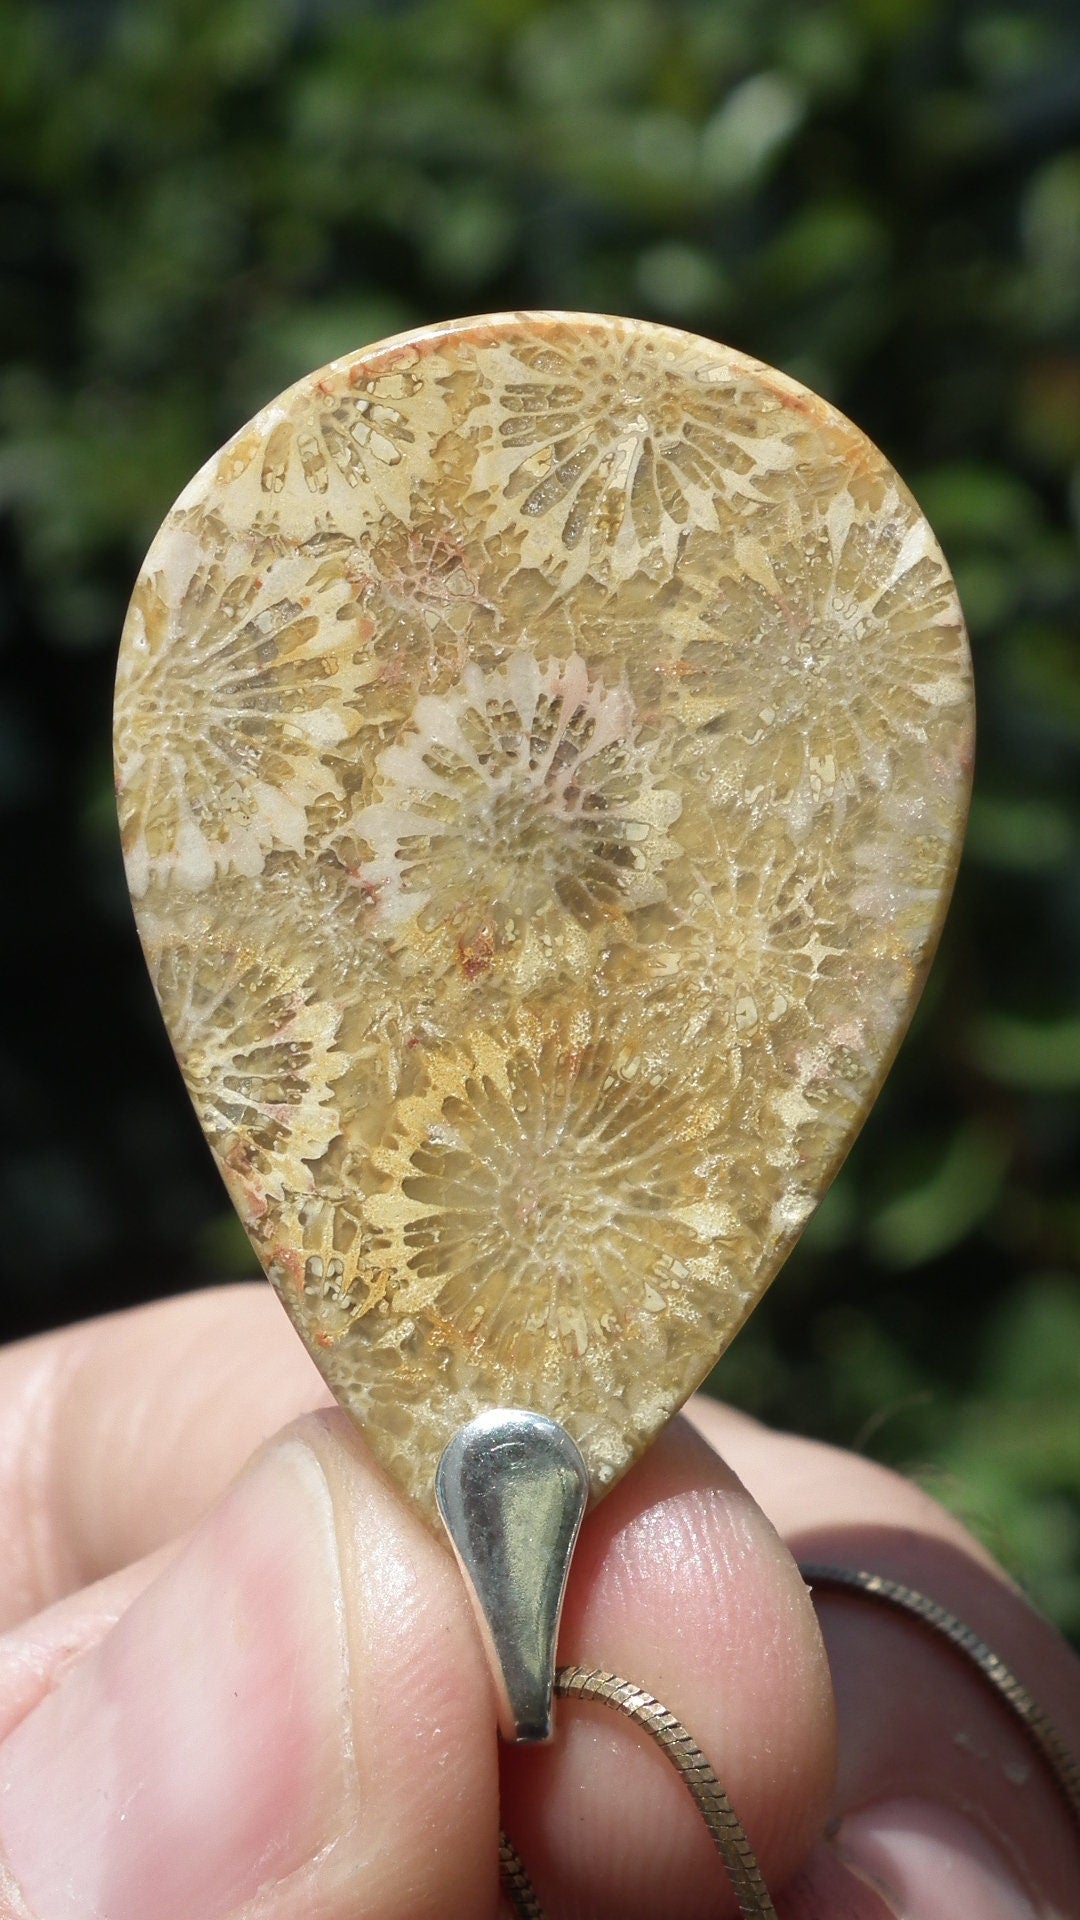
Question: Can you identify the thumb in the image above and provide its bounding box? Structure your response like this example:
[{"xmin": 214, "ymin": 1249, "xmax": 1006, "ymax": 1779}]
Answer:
[
  {"xmin": 0, "ymin": 1412, "xmax": 500, "ymax": 1920},
  {"xmin": 0, "ymin": 1410, "xmax": 837, "ymax": 1920}
]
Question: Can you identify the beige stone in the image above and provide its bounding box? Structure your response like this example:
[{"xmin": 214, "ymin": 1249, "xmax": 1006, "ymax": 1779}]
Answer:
[{"xmin": 115, "ymin": 312, "xmax": 974, "ymax": 1523}]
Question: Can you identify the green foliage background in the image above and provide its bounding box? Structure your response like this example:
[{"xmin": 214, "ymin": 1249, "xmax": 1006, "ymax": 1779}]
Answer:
[{"xmin": 1, "ymin": 0, "xmax": 1078, "ymax": 1629}]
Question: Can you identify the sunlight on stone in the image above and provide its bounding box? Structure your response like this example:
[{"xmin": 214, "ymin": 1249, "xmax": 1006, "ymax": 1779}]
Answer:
[{"xmin": 115, "ymin": 313, "xmax": 974, "ymax": 1521}]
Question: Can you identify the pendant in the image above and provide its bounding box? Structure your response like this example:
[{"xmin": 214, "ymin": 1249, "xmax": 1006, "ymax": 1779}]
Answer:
[{"xmin": 114, "ymin": 311, "xmax": 973, "ymax": 1739}]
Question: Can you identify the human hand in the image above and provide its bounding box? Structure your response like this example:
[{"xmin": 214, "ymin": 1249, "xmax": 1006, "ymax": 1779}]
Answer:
[{"xmin": 0, "ymin": 1285, "xmax": 1075, "ymax": 1918}]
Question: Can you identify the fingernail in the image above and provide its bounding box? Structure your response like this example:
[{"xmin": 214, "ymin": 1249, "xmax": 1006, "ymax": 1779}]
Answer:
[
  {"xmin": 834, "ymin": 1797, "xmax": 1037, "ymax": 1920},
  {"xmin": 0, "ymin": 1438, "xmax": 352, "ymax": 1920}
]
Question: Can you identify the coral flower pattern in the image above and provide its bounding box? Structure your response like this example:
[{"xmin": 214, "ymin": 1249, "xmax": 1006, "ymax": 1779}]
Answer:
[
  {"xmin": 115, "ymin": 312, "xmax": 974, "ymax": 1522},
  {"xmin": 208, "ymin": 351, "xmax": 442, "ymax": 527},
  {"xmin": 671, "ymin": 489, "xmax": 970, "ymax": 838},
  {"xmin": 150, "ymin": 941, "xmax": 342, "ymax": 1219},
  {"xmin": 115, "ymin": 514, "xmax": 370, "ymax": 896},
  {"xmin": 371, "ymin": 1011, "xmax": 734, "ymax": 1345},
  {"xmin": 304, "ymin": 1009, "xmax": 756, "ymax": 1496},
  {"xmin": 468, "ymin": 325, "xmax": 795, "ymax": 587},
  {"xmin": 352, "ymin": 650, "xmax": 682, "ymax": 980}
]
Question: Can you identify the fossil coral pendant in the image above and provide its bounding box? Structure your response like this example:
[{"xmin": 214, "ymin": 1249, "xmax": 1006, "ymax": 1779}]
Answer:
[{"xmin": 115, "ymin": 312, "xmax": 973, "ymax": 1557}]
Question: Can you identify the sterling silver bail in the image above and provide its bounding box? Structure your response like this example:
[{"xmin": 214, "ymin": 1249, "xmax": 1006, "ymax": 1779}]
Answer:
[{"xmin": 436, "ymin": 1409, "xmax": 589, "ymax": 1743}]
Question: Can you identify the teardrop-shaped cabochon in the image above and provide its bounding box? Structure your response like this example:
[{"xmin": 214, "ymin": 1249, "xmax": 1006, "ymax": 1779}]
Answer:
[{"xmin": 114, "ymin": 312, "xmax": 973, "ymax": 1524}]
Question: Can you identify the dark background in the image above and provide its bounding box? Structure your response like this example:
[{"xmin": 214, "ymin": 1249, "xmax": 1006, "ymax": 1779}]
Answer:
[{"xmin": 2, "ymin": 0, "xmax": 1079, "ymax": 1629}]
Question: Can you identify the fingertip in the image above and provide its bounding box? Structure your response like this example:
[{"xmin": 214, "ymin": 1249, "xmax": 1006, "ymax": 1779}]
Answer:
[
  {"xmin": 309, "ymin": 1411, "xmax": 502, "ymax": 1918},
  {"xmin": 687, "ymin": 1400, "xmax": 1080, "ymax": 1919},
  {"xmin": 0, "ymin": 1409, "xmax": 502, "ymax": 1920},
  {"xmin": 0, "ymin": 1283, "xmax": 334, "ymax": 1627},
  {"xmin": 501, "ymin": 1417, "xmax": 836, "ymax": 1918}
]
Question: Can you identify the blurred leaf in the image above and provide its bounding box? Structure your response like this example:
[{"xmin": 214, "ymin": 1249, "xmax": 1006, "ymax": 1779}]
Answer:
[
  {"xmin": 963, "ymin": 11, "xmax": 1060, "ymax": 85},
  {"xmin": 701, "ymin": 72, "xmax": 806, "ymax": 192},
  {"xmin": 969, "ymin": 1014, "xmax": 1080, "ymax": 1091},
  {"xmin": 799, "ymin": 1173, "xmax": 857, "ymax": 1255},
  {"xmin": 850, "ymin": 0, "xmax": 936, "ymax": 38},
  {"xmin": 915, "ymin": 462, "xmax": 1040, "ymax": 548},
  {"xmin": 1000, "ymin": 623, "xmax": 1080, "ymax": 737},
  {"xmin": 949, "ymin": 553, "xmax": 1018, "ymax": 632},
  {"xmin": 780, "ymin": 9, "xmax": 865, "ymax": 96},
  {"xmin": 868, "ymin": 1124, "xmax": 1008, "ymax": 1267},
  {"xmin": 1014, "ymin": 354, "xmax": 1080, "ymax": 471},
  {"xmin": 814, "ymin": 1306, "xmax": 927, "ymax": 1431},
  {"xmin": 230, "ymin": 296, "xmax": 419, "ymax": 411},
  {"xmin": 967, "ymin": 791, "xmax": 1073, "ymax": 871},
  {"xmin": 634, "ymin": 240, "xmax": 730, "ymax": 321},
  {"xmin": 757, "ymin": 198, "xmax": 888, "ymax": 295},
  {"xmin": 511, "ymin": 0, "xmax": 663, "ymax": 105},
  {"xmin": 927, "ymin": 1276, "xmax": 1080, "ymax": 1628},
  {"xmin": 419, "ymin": 185, "xmax": 517, "ymax": 286},
  {"xmin": 1020, "ymin": 150, "xmax": 1080, "ymax": 325}
]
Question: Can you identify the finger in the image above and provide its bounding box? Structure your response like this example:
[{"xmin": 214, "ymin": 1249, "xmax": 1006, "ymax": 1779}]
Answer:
[
  {"xmin": 0, "ymin": 1411, "xmax": 835, "ymax": 1920},
  {"xmin": 0, "ymin": 1410, "xmax": 500, "ymax": 1920},
  {"xmin": 0, "ymin": 1283, "xmax": 329, "ymax": 1626},
  {"xmin": 0, "ymin": 1547, "xmax": 176, "ymax": 1746},
  {"xmin": 500, "ymin": 1415, "xmax": 836, "ymax": 1917},
  {"xmin": 687, "ymin": 1398, "xmax": 1080, "ymax": 1919}
]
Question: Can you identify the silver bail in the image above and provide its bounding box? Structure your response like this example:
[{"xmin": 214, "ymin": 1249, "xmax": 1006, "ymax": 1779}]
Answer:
[{"xmin": 436, "ymin": 1409, "xmax": 589, "ymax": 1743}]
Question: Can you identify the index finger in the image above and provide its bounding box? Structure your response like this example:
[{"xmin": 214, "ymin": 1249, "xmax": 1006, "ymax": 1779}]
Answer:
[
  {"xmin": 0, "ymin": 1284, "xmax": 330, "ymax": 1628},
  {"xmin": 0, "ymin": 1401, "xmax": 835, "ymax": 1918}
]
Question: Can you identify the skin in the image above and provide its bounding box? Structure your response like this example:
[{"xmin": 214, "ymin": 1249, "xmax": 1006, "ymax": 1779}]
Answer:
[{"xmin": 0, "ymin": 1285, "xmax": 1075, "ymax": 1920}]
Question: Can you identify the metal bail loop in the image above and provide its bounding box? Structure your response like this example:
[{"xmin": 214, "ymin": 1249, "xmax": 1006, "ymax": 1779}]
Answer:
[{"xmin": 436, "ymin": 1410, "xmax": 589, "ymax": 1743}]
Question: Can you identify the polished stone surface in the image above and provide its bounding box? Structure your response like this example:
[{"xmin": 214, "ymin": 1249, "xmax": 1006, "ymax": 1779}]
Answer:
[{"xmin": 115, "ymin": 312, "xmax": 974, "ymax": 1520}]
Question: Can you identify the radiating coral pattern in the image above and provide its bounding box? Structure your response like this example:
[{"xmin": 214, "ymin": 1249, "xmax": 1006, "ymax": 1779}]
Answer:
[
  {"xmin": 115, "ymin": 311, "xmax": 974, "ymax": 1523},
  {"xmin": 468, "ymin": 326, "xmax": 793, "ymax": 588},
  {"xmin": 370, "ymin": 1010, "xmax": 735, "ymax": 1344},
  {"xmin": 352, "ymin": 649, "xmax": 682, "ymax": 982},
  {"xmin": 150, "ymin": 941, "xmax": 343, "ymax": 1220},
  {"xmin": 208, "ymin": 352, "xmax": 439, "ymax": 527},
  {"xmin": 115, "ymin": 518, "xmax": 369, "ymax": 896}
]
